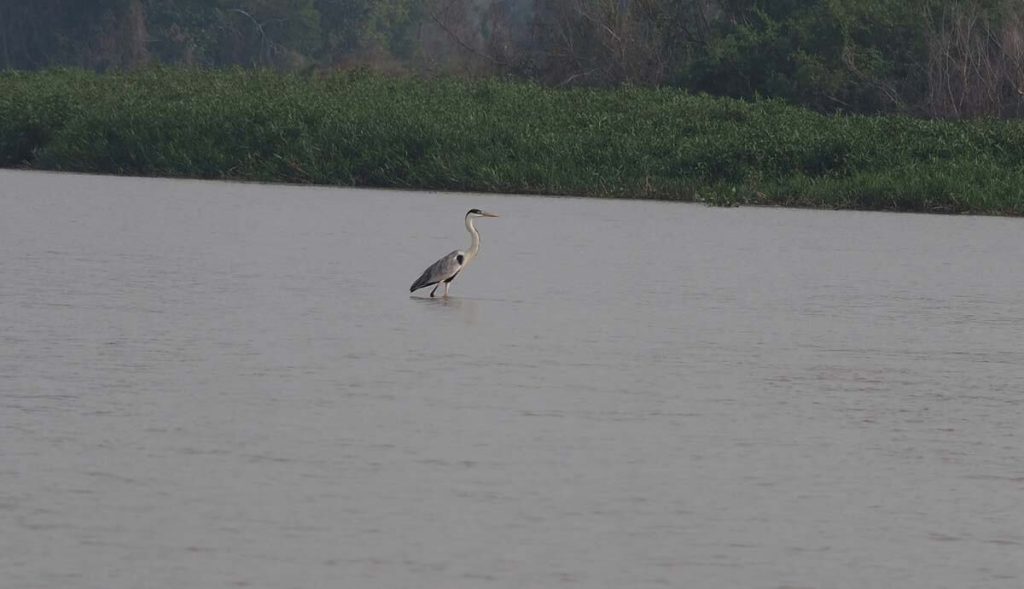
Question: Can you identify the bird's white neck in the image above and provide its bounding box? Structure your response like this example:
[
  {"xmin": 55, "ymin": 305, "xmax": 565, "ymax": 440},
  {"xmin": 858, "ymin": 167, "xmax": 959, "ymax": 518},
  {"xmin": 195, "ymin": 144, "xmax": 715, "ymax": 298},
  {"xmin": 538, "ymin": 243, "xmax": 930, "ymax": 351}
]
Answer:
[{"xmin": 465, "ymin": 214, "xmax": 481, "ymax": 261}]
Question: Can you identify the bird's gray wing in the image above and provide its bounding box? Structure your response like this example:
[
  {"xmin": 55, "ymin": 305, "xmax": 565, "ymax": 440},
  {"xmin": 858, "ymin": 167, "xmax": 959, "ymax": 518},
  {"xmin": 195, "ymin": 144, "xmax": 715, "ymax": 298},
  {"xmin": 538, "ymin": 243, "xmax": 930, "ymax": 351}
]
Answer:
[{"xmin": 410, "ymin": 250, "xmax": 464, "ymax": 292}]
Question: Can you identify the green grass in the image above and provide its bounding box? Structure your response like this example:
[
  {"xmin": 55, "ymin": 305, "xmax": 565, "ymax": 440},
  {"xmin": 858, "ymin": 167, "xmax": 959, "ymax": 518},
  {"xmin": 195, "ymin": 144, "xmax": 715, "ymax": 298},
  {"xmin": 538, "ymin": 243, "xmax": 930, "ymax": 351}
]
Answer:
[{"xmin": 3, "ymin": 67, "xmax": 1024, "ymax": 215}]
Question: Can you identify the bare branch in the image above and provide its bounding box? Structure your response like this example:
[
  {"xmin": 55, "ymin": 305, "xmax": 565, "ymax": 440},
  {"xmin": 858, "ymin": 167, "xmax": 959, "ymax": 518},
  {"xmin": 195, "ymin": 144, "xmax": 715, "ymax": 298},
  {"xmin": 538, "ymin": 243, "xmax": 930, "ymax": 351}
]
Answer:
[{"xmin": 428, "ymin": 1, "xmax": 507, "ymax": 66}]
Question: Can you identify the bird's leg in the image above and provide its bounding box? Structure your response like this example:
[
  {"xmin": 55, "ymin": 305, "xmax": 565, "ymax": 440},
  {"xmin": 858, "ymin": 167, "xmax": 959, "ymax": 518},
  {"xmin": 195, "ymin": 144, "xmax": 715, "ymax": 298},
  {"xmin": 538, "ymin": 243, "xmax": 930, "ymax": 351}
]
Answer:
[
  {"xmin": 443, "ymin": 282, "xmax": 450, "ymax": 297},
  {"xmin": 429, "ymin": 284, "xmax": 439, "ymax": 298}
]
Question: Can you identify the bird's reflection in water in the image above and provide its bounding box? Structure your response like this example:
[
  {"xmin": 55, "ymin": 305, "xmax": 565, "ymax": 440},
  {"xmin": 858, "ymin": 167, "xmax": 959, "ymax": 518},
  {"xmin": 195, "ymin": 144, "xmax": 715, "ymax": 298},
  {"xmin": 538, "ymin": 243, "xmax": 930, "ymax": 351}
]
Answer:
[{"xmin": 411, "ymin": 295, "xmax": 481, "ymax": 324}]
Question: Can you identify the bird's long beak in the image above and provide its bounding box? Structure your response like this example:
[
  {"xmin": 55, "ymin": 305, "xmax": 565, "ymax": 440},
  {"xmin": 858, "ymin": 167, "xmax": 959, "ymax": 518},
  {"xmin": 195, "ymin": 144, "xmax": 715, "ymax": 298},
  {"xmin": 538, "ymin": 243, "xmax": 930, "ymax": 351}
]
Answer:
[{"xmin": 481, "ymin": 211, "xmax": 500, "ymax": 218}]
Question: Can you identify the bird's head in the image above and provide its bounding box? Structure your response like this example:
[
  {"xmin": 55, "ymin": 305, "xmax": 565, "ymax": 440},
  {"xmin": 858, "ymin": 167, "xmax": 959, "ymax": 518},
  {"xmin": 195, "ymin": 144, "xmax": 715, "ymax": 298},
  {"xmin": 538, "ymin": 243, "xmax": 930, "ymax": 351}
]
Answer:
[{"xmin": 467, "ymin": 208, "xmax": 499, "ymax": 218}]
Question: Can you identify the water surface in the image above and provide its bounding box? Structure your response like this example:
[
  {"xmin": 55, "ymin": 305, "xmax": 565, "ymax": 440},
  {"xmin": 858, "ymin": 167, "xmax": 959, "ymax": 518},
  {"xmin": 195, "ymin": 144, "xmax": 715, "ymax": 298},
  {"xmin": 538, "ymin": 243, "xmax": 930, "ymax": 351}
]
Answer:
[{"xmin": 1, "ymin": 170, "xmax": 1022, "ymax": 588}]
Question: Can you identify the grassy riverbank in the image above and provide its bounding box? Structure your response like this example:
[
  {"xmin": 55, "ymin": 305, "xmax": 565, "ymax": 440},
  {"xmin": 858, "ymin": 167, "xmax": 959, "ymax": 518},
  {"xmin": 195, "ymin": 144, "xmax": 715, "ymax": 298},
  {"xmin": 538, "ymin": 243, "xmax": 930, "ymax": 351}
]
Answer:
[{"xmin": 3, "ymin": 68, "xmax": 1024, "ymax": 214}]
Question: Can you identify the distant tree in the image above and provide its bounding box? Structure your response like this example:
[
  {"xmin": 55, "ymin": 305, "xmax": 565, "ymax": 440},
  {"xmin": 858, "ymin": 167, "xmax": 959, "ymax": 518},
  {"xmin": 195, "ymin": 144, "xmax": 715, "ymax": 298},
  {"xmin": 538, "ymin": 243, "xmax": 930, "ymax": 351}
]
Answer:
[
  {"xmin": 144, "ymin": 0, "xmax": 222, "ymax": 66},
  {"xmin": 316, "ymin": 0, "xmax": 421, "ymax": 64},
  {"xmin": 214, "ymin": 0, "xmax": 322, "ymax": 68},
  {"xmin": 675, "ymin": 1, "xmax": 924, "ymax": 113},
  {"xmin": 1, "ymin": 0, "xmax": 149, "ymax": 69},
  {"xmin": 922, "ymin": 0, "xmax": 1024, "ymax": 117}
]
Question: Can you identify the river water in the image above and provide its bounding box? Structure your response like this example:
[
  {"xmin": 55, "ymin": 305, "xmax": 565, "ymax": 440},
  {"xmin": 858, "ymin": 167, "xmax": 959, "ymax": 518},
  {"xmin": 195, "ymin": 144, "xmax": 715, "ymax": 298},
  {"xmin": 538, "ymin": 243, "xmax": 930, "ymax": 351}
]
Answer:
[{"xmin": 1, "ymin": 169, "xmax": 1021, "ymax": 588}]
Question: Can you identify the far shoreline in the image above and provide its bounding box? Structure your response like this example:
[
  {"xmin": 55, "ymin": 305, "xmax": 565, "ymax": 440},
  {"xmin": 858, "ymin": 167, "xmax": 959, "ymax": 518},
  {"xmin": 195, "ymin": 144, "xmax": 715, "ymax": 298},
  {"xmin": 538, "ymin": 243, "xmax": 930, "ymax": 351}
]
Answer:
[{"xmin": 3, "ymin": 69, "xmax": 1023, "ymax": 217}]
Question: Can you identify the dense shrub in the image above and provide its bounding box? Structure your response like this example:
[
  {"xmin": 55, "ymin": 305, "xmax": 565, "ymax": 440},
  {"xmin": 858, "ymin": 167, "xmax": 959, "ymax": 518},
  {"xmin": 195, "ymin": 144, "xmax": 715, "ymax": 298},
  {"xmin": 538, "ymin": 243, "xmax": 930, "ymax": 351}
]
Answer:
[{"xmin": 2, "ymin": 68, "xmax": 1024, "ymax": 215}]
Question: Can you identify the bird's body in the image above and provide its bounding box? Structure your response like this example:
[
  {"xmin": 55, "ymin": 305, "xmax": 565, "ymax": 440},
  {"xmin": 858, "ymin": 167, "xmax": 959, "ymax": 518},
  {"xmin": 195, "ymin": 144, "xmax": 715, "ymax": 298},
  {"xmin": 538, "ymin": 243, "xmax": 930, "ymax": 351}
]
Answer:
[{"xmin": 410, "ymin": 209, "xmax": 499, "ymax": 297}]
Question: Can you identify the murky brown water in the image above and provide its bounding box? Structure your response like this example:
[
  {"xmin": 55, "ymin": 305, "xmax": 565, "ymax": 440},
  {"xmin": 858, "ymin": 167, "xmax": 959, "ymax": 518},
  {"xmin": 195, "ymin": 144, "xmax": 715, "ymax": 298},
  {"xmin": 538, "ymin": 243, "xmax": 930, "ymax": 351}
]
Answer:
[{"xmin": 1, "ymin": 169, "xmax": 1022, "ymax": 588}]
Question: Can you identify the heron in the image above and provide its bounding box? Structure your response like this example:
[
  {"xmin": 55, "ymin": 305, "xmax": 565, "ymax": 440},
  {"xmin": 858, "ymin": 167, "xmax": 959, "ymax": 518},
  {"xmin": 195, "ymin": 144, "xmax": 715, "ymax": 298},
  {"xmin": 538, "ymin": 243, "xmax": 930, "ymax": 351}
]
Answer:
[{"xmin": 410, "ymin": 208, "xmax": 499, "ymax": 298}]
